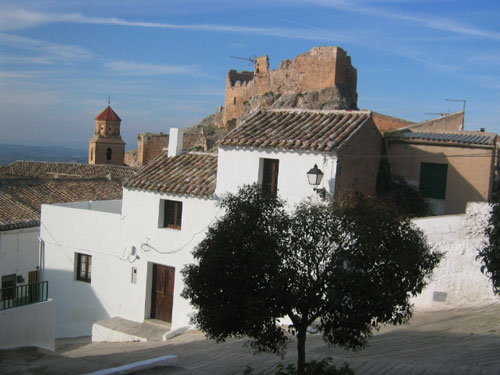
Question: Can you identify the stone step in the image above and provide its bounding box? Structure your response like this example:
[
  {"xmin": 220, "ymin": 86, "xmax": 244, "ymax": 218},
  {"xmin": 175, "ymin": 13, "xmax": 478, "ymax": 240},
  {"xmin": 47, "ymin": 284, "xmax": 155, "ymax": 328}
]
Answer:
[{"xmin": 92, "ymin": 317, "xmax": 171, "ymax": 343}]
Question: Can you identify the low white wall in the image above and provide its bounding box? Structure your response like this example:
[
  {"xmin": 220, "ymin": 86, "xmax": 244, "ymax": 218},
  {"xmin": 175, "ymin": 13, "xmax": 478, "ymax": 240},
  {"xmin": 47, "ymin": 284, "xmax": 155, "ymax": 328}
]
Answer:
[
  {"xmin": 0, "ymin": 299, "xmax": 56, "ymax": 351},
  {"xmin": 412, "ymin": 202, "xmax": 498, "ymax": 309}
]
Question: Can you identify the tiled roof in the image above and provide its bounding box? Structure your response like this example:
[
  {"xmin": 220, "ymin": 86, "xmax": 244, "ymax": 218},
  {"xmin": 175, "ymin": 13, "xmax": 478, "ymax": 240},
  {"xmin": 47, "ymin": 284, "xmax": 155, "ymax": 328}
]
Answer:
[
  {"xmin": 219, "ymin": 109, "xmax": 372, "ymax": 152},
  {"xmin": 0, "ymin": 161, "xmax": 135, "ymax": 182},
  {"xmin": 95, "ymin": 106, "xmax": 121, "ymax": 121},
  {"xmin": 124, "ymin": 152, "xmax": 217, "ymax": 197},
  {"xmin": 0, "ymin": 178, "xmax": 123, "ymax": 231},
  {"xmin": 391, "ymin": 130, "xmax": 496, "ymax": 146}
]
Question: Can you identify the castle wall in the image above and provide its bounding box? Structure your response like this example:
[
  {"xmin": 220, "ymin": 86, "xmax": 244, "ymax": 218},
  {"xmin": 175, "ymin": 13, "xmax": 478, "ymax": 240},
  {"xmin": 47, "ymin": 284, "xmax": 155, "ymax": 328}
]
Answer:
[
  {"xmin": 223, "ymin": 46, "xmax": 358, "ymax": 129},
  {"xmin": 223, "ymin": 74, "xmax": 254, "ymax": 131},
  {"xmin": 138, "ymin": 133, "xmax": 170, "ymax": 166},
  {"xmin": 125, "ymin": 131, "xmax": 210, "ymax": 168}
]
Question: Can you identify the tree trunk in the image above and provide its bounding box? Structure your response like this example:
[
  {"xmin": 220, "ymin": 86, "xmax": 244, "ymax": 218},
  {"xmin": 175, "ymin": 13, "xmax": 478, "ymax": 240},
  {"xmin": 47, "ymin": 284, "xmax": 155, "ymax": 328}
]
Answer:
[{"xmin": 296, "ymin": 327, "xmax": 307, "ymax": 375}]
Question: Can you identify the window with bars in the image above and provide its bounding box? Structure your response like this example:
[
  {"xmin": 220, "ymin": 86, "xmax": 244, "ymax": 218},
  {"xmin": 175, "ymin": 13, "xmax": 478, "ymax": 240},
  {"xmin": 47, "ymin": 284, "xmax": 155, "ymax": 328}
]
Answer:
[
  {"xmin": 162, "ymin": 200, "xmax": 183, "ymax": 230},
  {"xmin": 76, "ymin": 253, "xmax": 92, "ymax": 283}
]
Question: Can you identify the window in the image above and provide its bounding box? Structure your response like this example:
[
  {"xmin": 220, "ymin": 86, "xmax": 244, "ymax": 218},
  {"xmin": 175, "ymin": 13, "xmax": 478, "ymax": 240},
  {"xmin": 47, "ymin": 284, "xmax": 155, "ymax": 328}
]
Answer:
[
  {"xmin": 162, "ymin": 200, "xmax": 182, "ymax": 230},
  {"xmin": 419, "ymin": 163, "xmax": 448, "ymax": 199},
  {"xmin": 76, "ymin": 253, "xmax": 92, "ymax": 283},
  {"xmin": 106, "ymin": 148, "xmax": 112, "ymax": 161},
  {"xmin": 1, "ymin": 274, "xmax": 16, "ymax": 300},
  {"xmin": 261, "ymin": 158, "xmax": 279, "ymax": 197}
]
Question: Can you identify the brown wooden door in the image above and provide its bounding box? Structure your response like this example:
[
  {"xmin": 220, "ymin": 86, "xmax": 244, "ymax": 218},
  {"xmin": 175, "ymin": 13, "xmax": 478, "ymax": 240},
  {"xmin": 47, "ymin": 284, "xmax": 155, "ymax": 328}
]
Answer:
[
  {"xmin": 28, "ymin": 270, "xmax": 40, "ymax": 303},
  {"xmin": 151, "ymin": 264, "xmax": 175, "ymax": 322}
]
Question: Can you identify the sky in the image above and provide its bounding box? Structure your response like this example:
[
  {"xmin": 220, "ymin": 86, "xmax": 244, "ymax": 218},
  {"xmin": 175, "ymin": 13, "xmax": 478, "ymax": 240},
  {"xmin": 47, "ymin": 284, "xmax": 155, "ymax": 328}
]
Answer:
[{"xmin": 1, "ymin": 0, "xmax": 500, "ymax": 150}]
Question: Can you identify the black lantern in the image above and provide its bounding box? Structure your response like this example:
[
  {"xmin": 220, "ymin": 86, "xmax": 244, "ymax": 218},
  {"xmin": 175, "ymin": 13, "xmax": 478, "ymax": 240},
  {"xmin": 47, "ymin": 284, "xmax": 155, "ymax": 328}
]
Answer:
[
  {"xmin": 306, "ymin": 164, "xmax": 326, "ymax": 199},
  {"xmin": 307, "ymin": 164, "xmax": 324, "ymax": 186}
]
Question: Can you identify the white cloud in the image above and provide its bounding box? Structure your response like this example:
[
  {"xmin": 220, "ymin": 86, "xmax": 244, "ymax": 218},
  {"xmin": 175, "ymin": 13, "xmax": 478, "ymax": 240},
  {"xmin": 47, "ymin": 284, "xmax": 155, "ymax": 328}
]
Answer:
[
  {"xmin": 104, "ymin": 60, "xmax": 204, "ymax": 77},
  {"xmin": 0, "ymin": 33, "xmax": 93, "ymax": 62},
  {"xmin": 0, "ymin": 56, "xmax": 53, "ymax": 65},
  {"xmin": 0, "ymin": 8, "xmax": 354, "ymax": 43},
  {"xmin": 0, "ymin": 71, "xmax": 35, "ymax": 79},
  {"xmin": 306, "ymin": 0, "xmax": 500, "ymax": 41}
]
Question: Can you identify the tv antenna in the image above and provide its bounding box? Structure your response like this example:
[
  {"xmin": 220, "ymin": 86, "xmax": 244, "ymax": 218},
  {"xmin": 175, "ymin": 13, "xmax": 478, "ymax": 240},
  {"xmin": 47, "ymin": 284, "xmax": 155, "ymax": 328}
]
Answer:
[
  {"xmin": 231, "ymin": 55, "xmax": 257, "ymax": 66},
  {"xmin": 425, "ymin": 112, "xmax": 448, "ymax": 117}
]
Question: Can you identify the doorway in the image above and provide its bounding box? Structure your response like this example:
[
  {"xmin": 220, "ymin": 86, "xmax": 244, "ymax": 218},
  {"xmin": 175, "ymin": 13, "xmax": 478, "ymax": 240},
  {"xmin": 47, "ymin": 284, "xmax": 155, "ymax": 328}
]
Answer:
[{"xmin": 150, "ymin": 264, "xmax": 175, "ymax": 322}]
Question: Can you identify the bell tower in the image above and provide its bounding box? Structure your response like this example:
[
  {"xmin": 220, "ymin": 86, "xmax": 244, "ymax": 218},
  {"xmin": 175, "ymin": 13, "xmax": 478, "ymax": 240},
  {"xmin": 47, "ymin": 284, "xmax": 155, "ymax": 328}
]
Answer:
[{"xmin": 88, "ymin": 105, "xmax": 126, "ymax": 165}]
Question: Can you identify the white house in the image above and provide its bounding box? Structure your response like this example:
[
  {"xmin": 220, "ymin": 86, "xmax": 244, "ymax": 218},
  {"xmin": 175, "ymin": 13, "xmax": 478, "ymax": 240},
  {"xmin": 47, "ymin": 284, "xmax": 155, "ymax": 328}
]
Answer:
[
  {"xmin": 0, "ymin": 162, "xmax": 133, "ymax": 349},
  {"xmin": 40, "ymin": 109, "xmax": 383, "ymax": 338}
]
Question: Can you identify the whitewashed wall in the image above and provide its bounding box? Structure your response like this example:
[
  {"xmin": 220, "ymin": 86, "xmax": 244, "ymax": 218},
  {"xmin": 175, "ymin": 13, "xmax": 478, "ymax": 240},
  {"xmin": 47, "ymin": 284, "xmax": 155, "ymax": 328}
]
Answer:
[
  {"xmin": 412, "ymin": 202, "xmax": 498, "ymax": 309},
  {"xmin": 41, "ymin": 192, "xmax": 219, "ymax": 338},
  {"xmin": 216, "ymin": 147, "xmax": 337, "ymax": 203},
  {"xmin": 0, "ymin": 299, "xmax": 55, "ymax": 351},
  {"xmin": 0, "ymin": 227, "xmax": 40, "ymax": 282}
]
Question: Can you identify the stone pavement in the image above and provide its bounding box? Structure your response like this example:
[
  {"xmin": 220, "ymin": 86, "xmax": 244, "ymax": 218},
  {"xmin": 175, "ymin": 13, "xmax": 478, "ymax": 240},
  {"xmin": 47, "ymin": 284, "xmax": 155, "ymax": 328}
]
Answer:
[{"xmin": 3, "ymin": 303, "xmax": 500, "ymax": 375}]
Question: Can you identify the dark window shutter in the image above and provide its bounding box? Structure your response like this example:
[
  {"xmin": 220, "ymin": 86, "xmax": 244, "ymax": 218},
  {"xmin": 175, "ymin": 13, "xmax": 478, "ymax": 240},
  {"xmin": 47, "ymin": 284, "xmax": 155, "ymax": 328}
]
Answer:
[
  {"xmin": 163, "ymin": 200, "xmax": 182, "ymax": 229},
  {"xmin": 262, "ymin": 159, "xmax": 279, "ymax": 197},
  {"xmin": 419, "ymin": 163, "xmax": 448, "ymax": 199}
]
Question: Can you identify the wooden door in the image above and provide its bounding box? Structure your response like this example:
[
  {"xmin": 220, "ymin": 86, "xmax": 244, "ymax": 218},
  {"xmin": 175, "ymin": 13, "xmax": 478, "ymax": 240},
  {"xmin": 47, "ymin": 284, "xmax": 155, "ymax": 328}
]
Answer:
[
  {"xmin": 28, "ymin": 270, "xmax": 40, "ymax": 303},
  {"xmin": 150, "ymin": 264, "xmax": 175, "ymax": 322}
]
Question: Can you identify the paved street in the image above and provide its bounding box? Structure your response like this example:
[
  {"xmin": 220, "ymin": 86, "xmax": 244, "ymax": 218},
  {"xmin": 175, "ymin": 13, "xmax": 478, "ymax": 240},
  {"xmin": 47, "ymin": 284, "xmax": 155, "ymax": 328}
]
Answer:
[{"xmin": 3, "ymin": 303, "xmax": 500, "ymax": 375}]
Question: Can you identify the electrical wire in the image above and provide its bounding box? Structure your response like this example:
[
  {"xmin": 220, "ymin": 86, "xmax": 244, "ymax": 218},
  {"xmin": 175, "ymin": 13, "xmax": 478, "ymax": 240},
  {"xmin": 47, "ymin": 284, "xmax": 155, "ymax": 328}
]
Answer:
[{"xmin": 140, "ymin": 208, "xmax": 222, "ymax": 255}]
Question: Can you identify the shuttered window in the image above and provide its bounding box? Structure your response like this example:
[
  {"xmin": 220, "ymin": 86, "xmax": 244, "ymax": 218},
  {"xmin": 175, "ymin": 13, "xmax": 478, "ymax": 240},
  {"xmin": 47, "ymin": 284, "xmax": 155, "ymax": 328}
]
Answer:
[
  {"xmin": 163, "ymin": 200, "xmax": 182, "ymax": 230},
  {"xmin": 419, "ymin": 163, "xmax": 448, "ymax": 199},
  {"xmin": 262, "ymin": 159, "xmax": 279, "ymax": 197}
]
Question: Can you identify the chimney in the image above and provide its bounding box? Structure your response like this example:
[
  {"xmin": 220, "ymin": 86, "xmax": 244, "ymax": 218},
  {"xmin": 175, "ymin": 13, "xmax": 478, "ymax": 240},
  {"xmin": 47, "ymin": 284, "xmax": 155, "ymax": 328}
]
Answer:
[{"xmin": 168, "ymin": 128, "xmax": 184, "ymax": 157}]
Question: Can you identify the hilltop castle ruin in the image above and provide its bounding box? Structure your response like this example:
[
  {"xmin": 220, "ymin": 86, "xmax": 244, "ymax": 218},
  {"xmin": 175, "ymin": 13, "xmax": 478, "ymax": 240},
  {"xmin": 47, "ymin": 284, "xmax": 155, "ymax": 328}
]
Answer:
[{"xmin": 222, "ymin": 46, "xmax": 358, "ymax": 130}]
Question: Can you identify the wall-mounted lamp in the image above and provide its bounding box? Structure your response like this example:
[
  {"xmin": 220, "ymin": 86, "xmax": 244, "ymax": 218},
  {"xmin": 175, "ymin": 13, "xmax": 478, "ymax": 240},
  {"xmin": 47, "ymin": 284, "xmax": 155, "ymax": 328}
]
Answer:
[{"xmin": 307, "ymin": 164, "xmax": 326, "ymax": 199}]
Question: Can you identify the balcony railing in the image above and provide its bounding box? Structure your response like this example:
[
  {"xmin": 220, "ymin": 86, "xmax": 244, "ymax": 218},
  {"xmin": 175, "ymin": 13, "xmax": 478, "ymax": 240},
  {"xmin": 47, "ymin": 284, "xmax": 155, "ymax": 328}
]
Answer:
[{"xmin": 0, "ymin": 281, "xmax": 48, "ymax": 310}]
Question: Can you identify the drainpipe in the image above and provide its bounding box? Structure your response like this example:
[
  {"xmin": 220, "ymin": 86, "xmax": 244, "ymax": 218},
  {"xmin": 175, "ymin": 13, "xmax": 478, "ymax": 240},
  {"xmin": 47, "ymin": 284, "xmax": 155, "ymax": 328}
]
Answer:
[{"xmin": 38, "ymin": 236, "xmax": 45, "ymax": 281}]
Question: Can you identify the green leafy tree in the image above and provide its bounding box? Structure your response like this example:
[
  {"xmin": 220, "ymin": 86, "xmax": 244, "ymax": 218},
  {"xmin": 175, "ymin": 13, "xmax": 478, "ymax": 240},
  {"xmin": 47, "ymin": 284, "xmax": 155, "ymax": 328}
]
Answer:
[
  {"xmin": 478, "ymin": 203, "xmax": 500, "ymax": 293},
  {"xmin": 182, "ymin": 185, "xmax": 441, "ymax": 375}
]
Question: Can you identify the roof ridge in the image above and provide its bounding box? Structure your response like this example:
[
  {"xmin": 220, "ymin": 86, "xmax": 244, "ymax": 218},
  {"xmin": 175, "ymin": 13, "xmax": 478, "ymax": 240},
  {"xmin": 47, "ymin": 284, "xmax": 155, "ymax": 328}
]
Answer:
[{"xmin": 269, "ymin": 108, "xmax": 371, "ymax": 115}]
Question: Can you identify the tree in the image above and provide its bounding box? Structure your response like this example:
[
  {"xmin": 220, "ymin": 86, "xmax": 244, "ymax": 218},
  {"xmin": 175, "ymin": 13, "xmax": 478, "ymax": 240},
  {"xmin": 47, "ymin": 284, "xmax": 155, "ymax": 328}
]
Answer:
[
  {"xmin": 478, "ymin": 203, "xmax": 500, "ymax": 293},
  {"xmin": 182, "ymin": 185, "xmax": 441, "ymax": 375}
]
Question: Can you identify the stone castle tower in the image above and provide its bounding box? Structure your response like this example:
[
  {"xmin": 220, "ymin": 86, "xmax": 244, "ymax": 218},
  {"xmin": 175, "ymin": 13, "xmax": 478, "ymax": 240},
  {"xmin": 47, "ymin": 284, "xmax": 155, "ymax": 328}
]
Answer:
[
  {"xmin": 88, "ymin": 106, "xmax": 125, "ymax": 165},
  {"xmin": 223, "ymin": 46, "xmax": 358, "ymax": 130}
]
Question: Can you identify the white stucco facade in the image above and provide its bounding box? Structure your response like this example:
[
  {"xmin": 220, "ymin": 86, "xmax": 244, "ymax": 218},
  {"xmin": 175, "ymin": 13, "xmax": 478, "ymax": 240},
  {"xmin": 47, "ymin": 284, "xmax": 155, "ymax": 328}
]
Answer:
[
  {"xmin": 216, "ymin": 146, "xmax": 337, "ymax": 202},
  {"xmin": 41, "ymin": 193, "xmax": 220, "ymax": 338},
  {"xmin": 0, "ymin": 227, "xmax": 40, "ymax": 284}
]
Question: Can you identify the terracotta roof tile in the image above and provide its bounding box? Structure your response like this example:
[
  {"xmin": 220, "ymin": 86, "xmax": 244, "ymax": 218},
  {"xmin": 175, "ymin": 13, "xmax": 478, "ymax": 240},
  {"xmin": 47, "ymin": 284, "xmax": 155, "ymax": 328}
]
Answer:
[
  {"xmin": 95, "ymin": 106, "xmax": 121, "ymax": 121},
  {"xmin": 124, "ymin": 152, "xmax": 217, "ymax": 197},
  {"xmin": 0, "ymin": 178, "xmax": 123, "ymax": 231},
  {"xmin": 0, "ymin": 161, "xmax": 135, "ymax": 182},
  {"xmin": 219, "ymin": 109, "xmax": 372, "ymax": 152}
]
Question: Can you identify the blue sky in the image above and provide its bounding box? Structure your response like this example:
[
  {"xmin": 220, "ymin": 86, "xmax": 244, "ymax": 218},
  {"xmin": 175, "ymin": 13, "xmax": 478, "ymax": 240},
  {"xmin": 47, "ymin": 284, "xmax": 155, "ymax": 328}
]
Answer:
[{"xmin": 1, "ymin": 0, "xmax": 499, "ymax": 150}]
